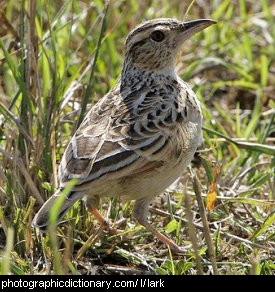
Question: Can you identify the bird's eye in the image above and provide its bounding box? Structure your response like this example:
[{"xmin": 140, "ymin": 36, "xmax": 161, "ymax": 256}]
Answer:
[{"xmin": 151, "ymin": 30, "xmax": 165, "ymax": 42}]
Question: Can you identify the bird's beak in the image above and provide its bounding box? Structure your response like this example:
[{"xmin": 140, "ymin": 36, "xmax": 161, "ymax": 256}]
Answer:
[{"xmin": 176, "ymin": 19, "xmax": 217, "ymax": 45}]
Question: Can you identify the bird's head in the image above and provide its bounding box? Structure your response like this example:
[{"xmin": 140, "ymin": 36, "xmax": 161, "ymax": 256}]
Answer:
[{"xmin": 123, "ymin": 18, "xmax": 216, "ymax": 74}]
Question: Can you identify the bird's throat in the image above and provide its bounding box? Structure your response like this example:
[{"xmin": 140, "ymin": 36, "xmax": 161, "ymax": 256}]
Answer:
[{"xmin": 121, "ymin": 61, "xmax": 178, "ymax": 90}]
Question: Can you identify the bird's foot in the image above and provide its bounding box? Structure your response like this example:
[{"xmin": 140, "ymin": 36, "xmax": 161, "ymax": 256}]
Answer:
[
  {"xmin": 137, "ymin": 217, "xmax": 191, "ymax": 254},
  {"xmin": 87, "ymin": 206, "xmax": 124, "ymax": 235},
  {"xmin": 169, "ymin": 243, "xmax": 192, "ymax": 254}
]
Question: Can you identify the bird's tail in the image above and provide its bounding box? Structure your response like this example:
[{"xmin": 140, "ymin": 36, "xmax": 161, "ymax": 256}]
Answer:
[{"xmin": 32, "ymin": 188, "xmax": 84, "ymax": 230}]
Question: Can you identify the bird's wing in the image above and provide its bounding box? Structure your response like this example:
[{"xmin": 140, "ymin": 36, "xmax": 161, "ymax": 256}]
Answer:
[{"xmin": 58, "ymin": 84, "xmax": 186, "ymax": 188}]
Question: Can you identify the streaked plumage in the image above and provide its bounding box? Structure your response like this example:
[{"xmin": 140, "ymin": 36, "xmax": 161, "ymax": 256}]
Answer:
[{"xmin": 33, "ymin": 18, "xmax": 216, "ymax": 253}]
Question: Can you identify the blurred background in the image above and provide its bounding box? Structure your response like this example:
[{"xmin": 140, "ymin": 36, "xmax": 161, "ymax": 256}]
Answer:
[{"xmin": 0, "ymin": 0, "xmax": 274, "ymax": 275}]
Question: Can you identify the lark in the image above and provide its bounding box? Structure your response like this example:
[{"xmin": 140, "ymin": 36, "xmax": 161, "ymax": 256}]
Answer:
[{"xmin": 33, "ymin": 18, "xmax": 216, "ymax": 253}]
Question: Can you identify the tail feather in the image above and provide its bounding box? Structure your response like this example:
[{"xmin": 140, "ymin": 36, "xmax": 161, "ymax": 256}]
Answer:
[{"xmin": 32, "ymin": 189, "xmax": 83, "ymax": 229}]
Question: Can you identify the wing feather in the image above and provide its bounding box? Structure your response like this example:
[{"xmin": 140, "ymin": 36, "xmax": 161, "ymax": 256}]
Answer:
[{"xmin": 59, "ymin": 82, "xmax": 187, "ymax": 187}]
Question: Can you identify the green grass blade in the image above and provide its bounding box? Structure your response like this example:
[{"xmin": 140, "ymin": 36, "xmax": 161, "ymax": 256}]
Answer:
[
  {"xmin": 48, "ymin": 179, "xmax": 78, "ymax": 274},
  {"xmin": 212, "ymin": 0, "xmax": 231, "ymax": 19},
  {"xmin": 260, "ymin": 54, "xmax": 268, "ymax": 88},
  {"xmin": 203, "ymin": 127, "xmax": 275, "ymax": 156},
  {"xmin": 0, "ymin": 228, "xmax": 14, "ymax": 275},
  {"xmin": 244, "ymin": 91, "xmax": 261, "ymax": 139},
  {"xmin": 250, "ymin": 212, "xmax": 275, "ymax": 241},
  {"xmin": 77, "ymin": 2, "xmax": 109, "ymax": 127}
]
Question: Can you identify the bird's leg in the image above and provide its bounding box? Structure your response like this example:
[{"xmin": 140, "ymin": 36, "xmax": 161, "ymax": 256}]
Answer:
[
  {"xmin": 134, "ymin": 200, "xmax": 189, "ymax": 254},
  {"xmin": 86, "ymin": 204, "xmax": 122, "ymax": 235}
]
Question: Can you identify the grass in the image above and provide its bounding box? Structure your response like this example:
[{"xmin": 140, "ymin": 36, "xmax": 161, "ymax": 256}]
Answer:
[{"xmin": 0, "ymin": 0, "xmax": 274, "ymax": 275}]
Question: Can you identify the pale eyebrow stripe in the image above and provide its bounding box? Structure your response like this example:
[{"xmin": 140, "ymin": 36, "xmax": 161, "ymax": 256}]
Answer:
[{"xmin": 125, "ymin": 20, "xmax": 180, "ymax": 45}]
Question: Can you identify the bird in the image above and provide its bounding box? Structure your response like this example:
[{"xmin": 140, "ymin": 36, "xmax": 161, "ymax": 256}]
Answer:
[{"xmin": 33, "ymin": 18, "xmax": 216, "ymax": 253}]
